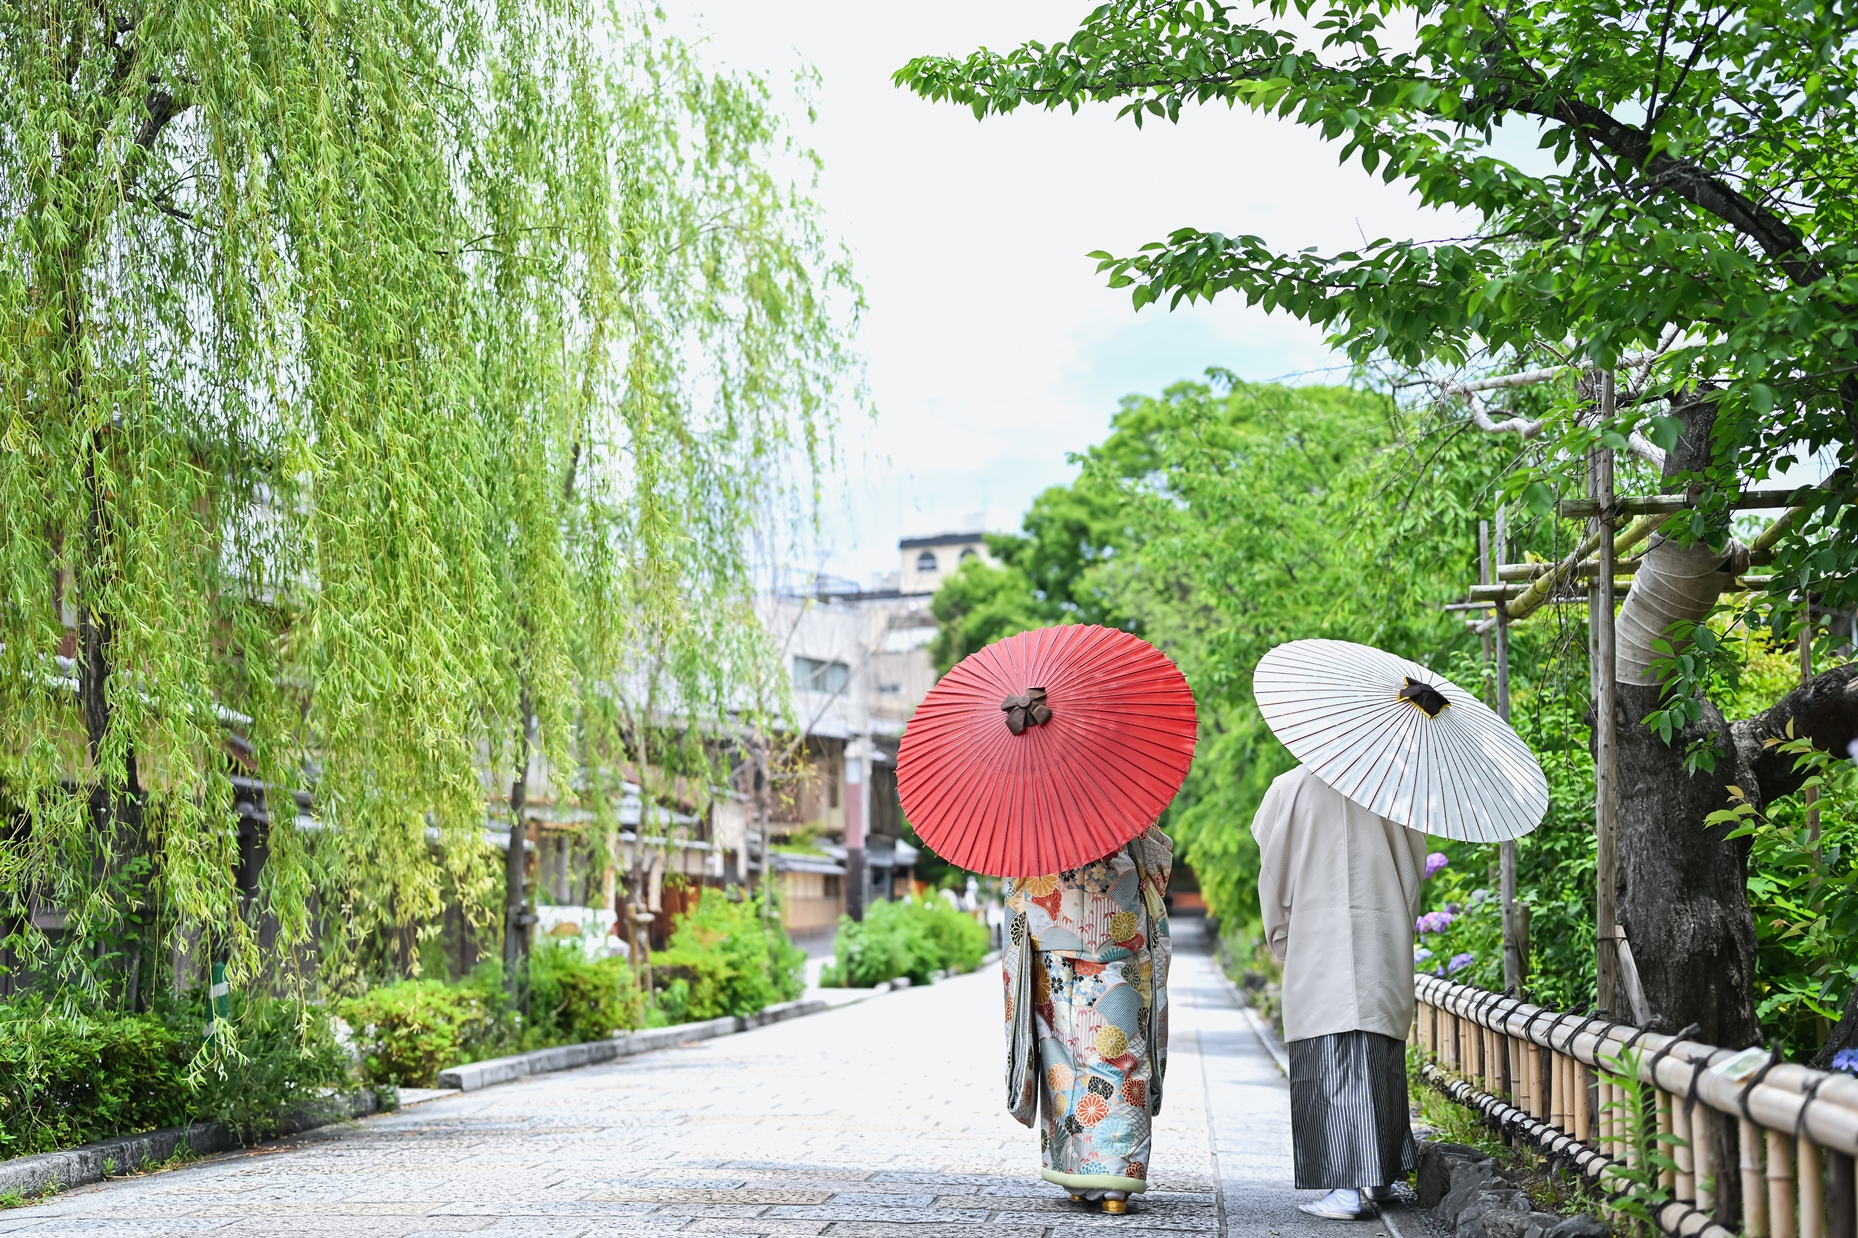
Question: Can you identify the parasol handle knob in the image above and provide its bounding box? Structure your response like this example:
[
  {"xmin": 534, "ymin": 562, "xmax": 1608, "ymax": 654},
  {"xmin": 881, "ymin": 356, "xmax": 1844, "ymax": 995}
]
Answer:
[
  {"xmin": 1001, "ymin": 687, "xmax": 1053, "ymax": 734},
  {"xmin": 1398, "ymin": 677, "xmax": 1450, "ymax": 718}
]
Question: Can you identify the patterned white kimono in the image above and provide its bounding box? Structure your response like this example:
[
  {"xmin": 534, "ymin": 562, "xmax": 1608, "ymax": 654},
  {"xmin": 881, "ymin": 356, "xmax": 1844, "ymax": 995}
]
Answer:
[{"xmin": 1002, "ymin": 827, "xmax": 1173, "ymax": 1197}]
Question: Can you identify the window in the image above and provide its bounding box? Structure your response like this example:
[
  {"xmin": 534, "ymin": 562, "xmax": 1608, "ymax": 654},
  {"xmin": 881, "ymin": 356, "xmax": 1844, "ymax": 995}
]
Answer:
[
  {"xmin": 878, "ymin": 683, "xmax": 902, "ymax": 695},
  {"xmin": 915, "ymin": 550, "xmax": 938, "ymax": 572},
  {"xmin": 959, "ymin": 547, "xmax": 978, "ymax": 562},
  {"xmin": 793, "ymin": 656, "xmax": 849, "ymax": 694}
]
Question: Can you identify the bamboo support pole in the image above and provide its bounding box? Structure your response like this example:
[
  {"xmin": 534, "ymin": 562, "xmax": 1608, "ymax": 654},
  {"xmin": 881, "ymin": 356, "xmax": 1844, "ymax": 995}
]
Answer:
[
  {"xmin": 1657, "ymin": 1089, "xmax": 1678, "ymax": 1189},
  {"xmin": 1576, "ymin": 1059, "xmax": 1594, "ymax": 1142},
  {"xmin": 1802, "ymin": 617, "xmax": 1823, "ymax": 853},
  {"xmin": 1675, "ymin": 1090, "xmax": 1697, "ymax": 1200},
  {"xmin": 1831, "ymin": 1152, "xmax": 1854, "ymax": 1238},
  {"xmin": 1747, "ymin": 1116, "xmax": 1772, "ymax": 1238},
  {"xmin": 1540, "ymin": 1042, "xmax": 1555, "ymax": 1123},
  {"xmin": 1771, "ymin": 1129, "xmax": 1798, "ymax": 1238},
  {"xmin": 1495, "ymin": 512, "xmax": 1663, "ymax": 623},
  {"xmin": 1494, "ymin": 507, "xmax": 1523, "ymax": 997},
  {"xmin": 1601, "ymin": 1076, "xmax": 1617, "ymax": 1154},
  {"xmin": 1801, "ymin": 1140, "xmax": 1824, "ymax": 1238},
  {"xmin": 1696, "ymin": 1106, "xmax": 1716, "ymax": 1214},
  {"xmin": 1591, "ymin": 417, "xmax": 1620, "ymax": 1019},
  {"xmin": 1558, "ymin": 485, "xmax": 1832, "ymax": 518}
]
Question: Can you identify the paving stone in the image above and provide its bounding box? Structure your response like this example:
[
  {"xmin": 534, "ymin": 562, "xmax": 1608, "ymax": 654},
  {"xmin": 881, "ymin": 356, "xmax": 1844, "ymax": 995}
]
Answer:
[{"xmin": 0, "ymin": 922, "xmax": 1368, "ymax": 1238}]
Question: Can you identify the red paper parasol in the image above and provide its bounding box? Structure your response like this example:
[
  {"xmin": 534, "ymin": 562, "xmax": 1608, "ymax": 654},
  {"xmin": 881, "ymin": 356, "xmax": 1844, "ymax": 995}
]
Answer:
[{"xmin": 897, "ymin": 624, "xmax": 1197, "ymax": 878}]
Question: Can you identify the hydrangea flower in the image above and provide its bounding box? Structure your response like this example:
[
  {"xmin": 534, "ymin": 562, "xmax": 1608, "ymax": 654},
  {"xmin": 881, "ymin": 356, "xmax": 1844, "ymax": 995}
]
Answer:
[
  {"xmin": 1425, "ymin": 852, "xmax": 1450, "ymax": 879},
  {"xmin": 1833, "ymin": 1048, "xmax": 1858, "ymax": 1074},
  {"xmin": 1415, "ymin": 910, "xmax": 1457, "ymax": 935},
  {"xmin": 1448, "ymin": 953, "xmax": 1476, "ymax": 974},
  {"xmin": 1415, "ymin": 947, "xmax": 1434, "ymax": 965}
]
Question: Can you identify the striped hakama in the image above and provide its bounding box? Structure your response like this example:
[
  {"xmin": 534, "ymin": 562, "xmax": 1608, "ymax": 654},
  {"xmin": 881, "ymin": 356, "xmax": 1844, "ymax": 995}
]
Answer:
[{"xmin": 1287, "ymin": 1029, "xmax": 1416, "ymax": 1189}]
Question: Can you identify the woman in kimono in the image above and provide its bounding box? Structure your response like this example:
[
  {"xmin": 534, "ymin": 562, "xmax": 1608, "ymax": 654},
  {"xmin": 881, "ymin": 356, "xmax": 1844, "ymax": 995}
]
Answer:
[{"xmin": 1001, "ymin": 825, "xmax": 1173, "ymax": 1215}]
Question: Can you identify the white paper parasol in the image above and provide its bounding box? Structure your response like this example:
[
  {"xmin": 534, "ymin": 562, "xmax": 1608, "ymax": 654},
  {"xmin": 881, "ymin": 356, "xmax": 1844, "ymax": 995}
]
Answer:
[{"xmin": 1253, "ymin": 639, "xmax": 1548, "ymax": 842}]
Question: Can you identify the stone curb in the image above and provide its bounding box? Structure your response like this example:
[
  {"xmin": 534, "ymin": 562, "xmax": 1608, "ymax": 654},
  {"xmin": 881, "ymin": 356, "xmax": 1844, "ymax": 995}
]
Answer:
[
  {"xmin": 0, "ymin": 1091, "xmax": 380, "ymax": 1199},
  {"xmin": 435, "ymin": 997, "xmax": 829, "ymax": 1092}
]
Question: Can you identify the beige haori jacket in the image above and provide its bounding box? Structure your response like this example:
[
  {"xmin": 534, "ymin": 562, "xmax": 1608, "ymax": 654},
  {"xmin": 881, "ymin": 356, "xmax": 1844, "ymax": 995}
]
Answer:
[{"xmin": 1251, "ymin": 765, "xmax": 1429, "ymax": 1044}]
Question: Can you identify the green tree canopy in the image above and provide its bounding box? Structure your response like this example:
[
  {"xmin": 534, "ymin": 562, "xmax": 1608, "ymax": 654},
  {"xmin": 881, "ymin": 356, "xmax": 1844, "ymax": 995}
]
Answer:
[
  {"xmin": 933, "ymin": 376, "xmax": 1518, "ymax": 916},
  {"xmin": 897, "ymin": 0, "xmax": 1855, "ymax": 619}
]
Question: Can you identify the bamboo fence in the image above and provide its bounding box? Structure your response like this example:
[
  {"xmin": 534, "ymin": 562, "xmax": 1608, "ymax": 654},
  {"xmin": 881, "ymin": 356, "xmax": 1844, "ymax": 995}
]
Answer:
[{"xmin": 1413, "ymin": 973, "xmax": 1858, "ymax": 1238}]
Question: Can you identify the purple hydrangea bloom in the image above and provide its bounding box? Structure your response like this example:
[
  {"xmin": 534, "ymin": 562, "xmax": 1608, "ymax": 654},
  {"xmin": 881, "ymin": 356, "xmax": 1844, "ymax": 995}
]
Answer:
[
  {"xmin": 1425, "ymin": 852, "xmax": 1450, "ymax": 879},
  {"xmin": 1448, "ymin": 953, "xmax": 1476, "ymax": 974},
  {"xmin": 1833, "ymin": 1048, "xmax": 1858, "ymax": 1074},
  {"xmin": 1415, "ymin": 910, "xmax": 1457, "ymax": 935},
  {"xmin": 1415, "ymin": 947, "xmax": 1434, "ymax": 965}
]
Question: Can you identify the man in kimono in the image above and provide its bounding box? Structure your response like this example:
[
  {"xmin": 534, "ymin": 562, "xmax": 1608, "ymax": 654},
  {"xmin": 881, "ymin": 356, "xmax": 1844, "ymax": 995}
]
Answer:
[{"xmin": 1252, "ymin": 765, "xmax": 1428, "ymax": 1219}]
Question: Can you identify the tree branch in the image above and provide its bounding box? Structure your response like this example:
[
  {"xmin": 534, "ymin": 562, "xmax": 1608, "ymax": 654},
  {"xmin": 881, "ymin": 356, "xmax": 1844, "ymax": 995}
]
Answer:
[
  {"xmin": 1485, "ymin": 85, "xmax": 1826, "ymax": 287},
  {"xmin": 1732, "ymin": 663, "xmax": 1858, "ymax": 804},
  {"xmin": 135, "ymin": 90, "xmax": 182, "ymax": 151}
]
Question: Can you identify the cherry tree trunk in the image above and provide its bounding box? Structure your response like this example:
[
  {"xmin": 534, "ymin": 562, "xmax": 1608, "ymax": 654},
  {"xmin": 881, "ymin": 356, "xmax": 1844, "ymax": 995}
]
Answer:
[
  {"xmin": 1613, "ymin": 681, "xmax": 1761, "ymax": 1047},
  {"xmin": 1613, "ymin": 667, "xmax": 1858, "ymax": 1051}
]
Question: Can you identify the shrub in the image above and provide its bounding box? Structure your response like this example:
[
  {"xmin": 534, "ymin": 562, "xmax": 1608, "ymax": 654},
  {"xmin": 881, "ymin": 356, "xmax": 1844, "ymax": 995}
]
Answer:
[
  {"xmin": 185, "ymin": 993, "xmax": 350, "ymax": 1143},
  {"xmin": 525, "ymin": 938, "xmax": 644, "ymax": 1046},
  {"xmin": 0, "ymin": 988, "xmax": 351, "ymax": 1160},
  {"xmin": 0, "ymin": 998, "xmax": 190, "ymax": 1160},
  {"xmin": 340, "ymin": 978, "xmax": 497, "ymax": 1088},
  {"xmin": 651, "ymin": 892, "xmax": 805, "ymax": 1020},
  {"xmin": 341, "ymin": 941, "xmax": 646, "ymax": 1088},
  {"xmin": 819, "ymin": 896, "xmax": 990, "ymax": 987}
]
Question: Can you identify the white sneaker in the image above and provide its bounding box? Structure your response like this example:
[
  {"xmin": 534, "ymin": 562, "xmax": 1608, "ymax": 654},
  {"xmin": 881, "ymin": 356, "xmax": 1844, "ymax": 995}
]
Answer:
[{"xmin": 1298, "ymin": 1188, "xmax": 1364, "ymax": 1219}]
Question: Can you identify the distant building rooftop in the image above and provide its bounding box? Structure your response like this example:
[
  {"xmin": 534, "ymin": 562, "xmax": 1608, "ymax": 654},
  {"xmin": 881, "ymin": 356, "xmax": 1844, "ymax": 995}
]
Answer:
[{"xmin": 898, "ymin": 532, "xmax": 989, "ymax": 550}]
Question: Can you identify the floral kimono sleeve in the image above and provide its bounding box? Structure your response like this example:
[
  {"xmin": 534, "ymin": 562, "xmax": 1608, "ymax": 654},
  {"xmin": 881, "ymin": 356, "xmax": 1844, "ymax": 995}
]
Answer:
[{"xmin": 1003, "ymin": 905, "xmax": 1037, "ymax": 1127}]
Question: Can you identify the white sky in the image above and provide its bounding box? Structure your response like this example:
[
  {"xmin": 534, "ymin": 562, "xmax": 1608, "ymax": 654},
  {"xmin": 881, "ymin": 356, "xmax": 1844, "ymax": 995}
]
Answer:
[{"xmin": 665, "ymin": 1, "xmax": 1466, "ymax": 585}]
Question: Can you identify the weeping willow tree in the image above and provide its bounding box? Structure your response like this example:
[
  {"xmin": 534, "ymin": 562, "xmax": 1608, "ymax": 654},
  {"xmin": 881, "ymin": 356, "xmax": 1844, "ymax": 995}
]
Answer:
[{"xmin": 0, "ymin": 0, "xmax": 858, "ymax": 1010}]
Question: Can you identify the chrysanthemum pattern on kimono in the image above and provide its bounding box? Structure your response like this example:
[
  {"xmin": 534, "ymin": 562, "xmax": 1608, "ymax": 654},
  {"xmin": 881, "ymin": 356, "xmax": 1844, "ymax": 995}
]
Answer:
[{"xmin": 1001, "ymin": 827, "xmax": 1172, "ymax": 1193}]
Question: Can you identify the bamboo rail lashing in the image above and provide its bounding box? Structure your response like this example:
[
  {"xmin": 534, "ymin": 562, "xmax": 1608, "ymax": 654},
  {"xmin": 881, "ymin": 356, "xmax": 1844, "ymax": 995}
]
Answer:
[{"xmin": 1412, "ymin": 974, "xmax": 1858, "ymax": 1238}]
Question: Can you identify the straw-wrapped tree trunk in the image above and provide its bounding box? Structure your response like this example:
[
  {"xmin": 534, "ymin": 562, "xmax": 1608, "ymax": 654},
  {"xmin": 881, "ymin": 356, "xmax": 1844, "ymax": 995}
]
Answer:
[{"xmin": 1610, "ymin": 406, "xmax": 1858, "ymax": 1049}]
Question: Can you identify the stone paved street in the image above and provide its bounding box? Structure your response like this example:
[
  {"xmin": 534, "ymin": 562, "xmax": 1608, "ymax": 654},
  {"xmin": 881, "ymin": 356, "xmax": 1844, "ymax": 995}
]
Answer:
[{"xmin": 0, "ymin": 923, "xmax": 1366, "ymax": 1238}]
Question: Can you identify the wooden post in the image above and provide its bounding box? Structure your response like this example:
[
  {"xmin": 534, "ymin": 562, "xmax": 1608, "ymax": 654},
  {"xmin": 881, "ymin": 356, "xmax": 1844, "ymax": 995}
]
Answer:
[
  {"xmin": 1495, "ymin": 505, "xmax": 1525, "ymax": 996},
  {"xmin": 1591, "ymin": 377, "xmax": 1620, "ymax": 1018}
]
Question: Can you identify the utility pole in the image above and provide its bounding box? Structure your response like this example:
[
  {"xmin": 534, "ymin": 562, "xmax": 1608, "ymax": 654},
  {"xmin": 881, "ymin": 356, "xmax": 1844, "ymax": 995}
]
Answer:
[
  {"xmin": 503, "ymin": 688, "xmax": 537, "ymax": 1003},
  {"xmin": 1590, "ymin": 372, "xmax": 1620, "ymax": 1018},
  {"xmin": 844, "ymin": 737, "xmax": 868, "ymax": 922}
]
